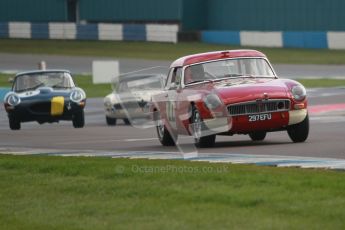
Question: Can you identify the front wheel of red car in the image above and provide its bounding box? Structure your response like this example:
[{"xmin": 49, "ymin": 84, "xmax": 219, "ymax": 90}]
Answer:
[
  {"xmin": 287, "ymin": 114, "xmax": 309, "ymax": 143},
  {"xmin": 73, "ymin": 111, "xmax": 85, "ymax": 128},
  {"xmin": 155, "ymin": 111, "xmax": 175, "ymax": 146},
  {"xmin": 249, "ymin": 131, "xmax": 266, "ymax": 141},
  {"xmin": 9, "ymin": 115, "xmax": 21, "ymax": 130},
  {"xmin": 191, "ymin": 106, "xmax": 216, "ymax": 148}
]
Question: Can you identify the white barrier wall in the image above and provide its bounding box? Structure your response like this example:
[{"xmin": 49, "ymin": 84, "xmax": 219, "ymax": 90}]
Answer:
[
  {"xmin": 5, "ymin": 21, "xmax": 345, "ymax": 49},
  {"xmin": 92, "ymin": 61, "xmax": 119, "ymax": 84},
  {"xmin": 49, "ymin": 23, "xmax": 76, "ymax": 39},
  {"xmin": 98, "ymin": 23, "xmax": 123, "ymax": 41},
  {"xmin": 146, "ymin": 24, "xmax": 179, "ymax": 43},
  {"xmin": 9, "ymin": 22, "xmax": 31, "ymax": 39},
  {"xmin": 49, "ymin": 23, "xmax": 64, "ymax": 39},
  {"xmin": 63, "ymin": 23, "xmax": 77, "ymax": 40},
  {"xmin": 240, "ymin": 31, "xmax": 283, "ymax": 47},
  {"xmin": 327, "ymin": 32, "xmax": 345, "ymax": 50}
]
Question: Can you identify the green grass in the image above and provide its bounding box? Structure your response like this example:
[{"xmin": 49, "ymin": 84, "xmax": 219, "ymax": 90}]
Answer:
[
  {"xmin": 1, "ymin": 73, "xmax": 345, "ymax": 98},
  {"xmin": 296, "ymin": 78, "xmax": 345, "ymax": 88},
  {"xmin": 2, "ymin": 39, "xmax": 345, "ymax": 64},
  {"xmin": 0, "ymin": 74, "xmax": 10, "ymax": 87},
  {"xmin": 0, "ymin": 155, "xmax": 345, "ymax": 229},
  {"xmin": 72, "ymin": 75, "xmax": 112, "ymax": 98}
]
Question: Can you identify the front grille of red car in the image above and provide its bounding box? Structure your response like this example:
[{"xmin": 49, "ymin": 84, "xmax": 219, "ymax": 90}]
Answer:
[{"xmin": 228, "ymin": 99, "xmax": 290, "ymax": 116}]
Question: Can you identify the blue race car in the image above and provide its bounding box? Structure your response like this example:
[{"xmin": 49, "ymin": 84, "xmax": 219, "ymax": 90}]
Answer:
[{"xmin": 4, "ymin": 70, "xmax": 86, "ymax": 130}]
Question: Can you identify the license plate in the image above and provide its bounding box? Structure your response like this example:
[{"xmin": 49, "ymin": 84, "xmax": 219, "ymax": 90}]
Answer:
[{"xmin": 248, "ymin": 113, "xmax": 272, "ymax": 122}]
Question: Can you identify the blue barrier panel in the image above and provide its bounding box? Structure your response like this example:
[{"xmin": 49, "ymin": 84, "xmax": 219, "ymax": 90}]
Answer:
[
  {"xmin": 76, "ymin": 24, "xmax": 98, "ymax": 40},
  {"xmin": 0, "ymin": 22, "xmax": 9, "ymax": 38},
  {"xmin": 283, "ymin": 32, "xmax": 304, "ymax": 48},
  {"xmin": 303, "ymin": 32, "xmax": 328, "ymax": 49},
  {"xmin": 201, "ymin": 31, "xmax": 240, "ymax": 45},
  {"xmin": 283, "ymin": 31, "xmax": 327, "ymax": 49},
  {"xmin": 31, "ymin": 23, "xmax": 49, "ymax": 39},
  {"xmin": 123, "ymin": 24, "xmax": 146, "ymax": 41},
  {"xmin": 0, "ymin": 88, "xmax": 10, "ymax": 102}
]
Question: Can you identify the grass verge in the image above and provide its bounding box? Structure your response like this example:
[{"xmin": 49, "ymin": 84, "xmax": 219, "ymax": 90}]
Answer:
[
  {"xmin": 1, "ymin": 73, "xmax": 344, "ymax": 98},
  {"xmin": 0, "ymin": 155, "xmax": 345, "ymax": 229},
  {"xmin": 2, "ymin": 39, "xmax": 345, "ymax": 65},
  {"xmin": 296, "ymin": 78, "xmax": 345, "ymax": 88}
]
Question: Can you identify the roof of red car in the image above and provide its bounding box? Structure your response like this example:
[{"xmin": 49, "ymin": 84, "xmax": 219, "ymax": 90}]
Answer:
[{"xmin": 170, "ymin": 49, "xmax": 267, "ymax": 68}]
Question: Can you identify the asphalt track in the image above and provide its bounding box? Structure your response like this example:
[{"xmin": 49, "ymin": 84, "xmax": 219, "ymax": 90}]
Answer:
[
  {"xmin": 0, "ymin": 53, "xmax": 344, "ymax": 167},
  {"xmin": 0, "ymin": 87, "xmax": 344, "ymax": 160}
]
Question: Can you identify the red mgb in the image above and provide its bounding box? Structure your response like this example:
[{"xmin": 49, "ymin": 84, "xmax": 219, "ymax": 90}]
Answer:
[{"xmin": 151, "ymin": 50, "xmax": 309, "ymax": 147}]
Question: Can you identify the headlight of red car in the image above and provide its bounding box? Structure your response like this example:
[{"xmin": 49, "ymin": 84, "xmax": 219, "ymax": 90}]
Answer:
[
  {"xmin": 291, "ymin": 85, "xmax": 306, "ymax": 101},
  {"xmin": 203, "ymin": 93, "xmax": 223, "ymax": 110}
]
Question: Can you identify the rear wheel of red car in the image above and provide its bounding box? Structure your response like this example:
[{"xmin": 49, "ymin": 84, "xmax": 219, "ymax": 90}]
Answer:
[
  {"xmin": 287, "ymin": 114, "xmax": 309, "ymax": 143},
  {"xmin": 191, "ymin": 106, "xmax": 216, "ymax": 148},
  {"xmin": 73, "ymin": 111, "xmax": 85, "ymax": 128},
  {"xmin": 9, "ymin": 115, "xmax": 20, "ymax": 130},
  {"xmin": 155, "ymin": 111, "xmax": 175, "ymax": 146},
  {"xmin": 249, "ymin": 131, "xmax": 267, "ymax": 141},
  {"xmin": 106, "ymin": 116, "xmax": 117, "ymax": 126},
  {"xmin": 123, "ymin": 118, "xmax": 131, "ymax": 125}
]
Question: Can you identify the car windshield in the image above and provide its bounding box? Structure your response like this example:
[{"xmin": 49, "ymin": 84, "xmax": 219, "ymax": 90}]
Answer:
[
  {"xmin": 117, "ymin": 76, "xmax": 163, "ymax": 92},
  {"xmin": 184, "ymin": 58, "xmax": 275, "ymax": 84},
  {"xmin": 13, "ymin": 72, "xmax": 75, "ymax": 92}
]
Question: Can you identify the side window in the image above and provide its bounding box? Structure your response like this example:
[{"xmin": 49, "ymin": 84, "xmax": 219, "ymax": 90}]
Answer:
[
  {"xmin": 165, "ymin": 68, "xmax": 174, "ymax": 89},
  {"xmin": 166, "ymin": 67, "xmax": 182, "ymax": 89},
  {"xmin": 175, "ymin": 68, "xmax": 182, "ymax": 87}
]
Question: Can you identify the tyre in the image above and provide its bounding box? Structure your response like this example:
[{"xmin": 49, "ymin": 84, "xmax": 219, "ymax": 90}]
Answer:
[
  {"xmin": 155, "ymin": 111, "xmax": 175, "ymax": 146},
  {"xmin": 73, "ymin": 110, "xmax": 85, "ymax": 128},
  {"xmin": 123, "ymin": 118, "xmax": 131, "ymax": 125},
  {"xmin": 191, "ymin": 105, "xmax": 216, "ymax": 148},
  {"xmin": 287, "ymin": 114, "xmax": 309, "ymax": 143},
  {"xmin": 106, "ymin": 116, "xmax": 117, "ymax": 126},
  {"xmin": 9, "ymin": 115, "xmax": 20, "ymax": 130},
  {"xmin": 249, "ymin": 131, "xmax": 267, "ymax": 141}
]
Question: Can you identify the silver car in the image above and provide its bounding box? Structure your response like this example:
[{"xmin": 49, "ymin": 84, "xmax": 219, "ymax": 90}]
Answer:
[{"xmin": 104, "ymin": 74, "xmax": 166, "ymax": 126}]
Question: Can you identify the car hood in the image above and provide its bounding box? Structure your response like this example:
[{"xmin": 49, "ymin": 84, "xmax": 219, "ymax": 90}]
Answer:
[
  {"xmin": 17, "ymin": 87, "xmax": 72, "ymax": 100},
  {"xmin": 213, "ymin": 78, "xmax": 289, "ymax": 105},
  {"xmin": 106, "ymin": 90, "xmax": 163, "ymax": 103}
]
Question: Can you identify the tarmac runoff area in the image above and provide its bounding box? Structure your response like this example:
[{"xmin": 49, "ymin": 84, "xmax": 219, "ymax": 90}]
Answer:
[
  {"xmin": 0, "ymin": 99, "xmax": 345, "ymax": 170},
  {"xmin": 2, "ymin": 149, "xmax": 345, "ymax": 171},
  {"xmin": 0, "ymin": 53, "xmax": 344, "ymax": 171}
]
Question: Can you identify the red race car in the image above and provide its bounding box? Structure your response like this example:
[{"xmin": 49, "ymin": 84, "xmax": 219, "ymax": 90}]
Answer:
[{"xmin": 151, "ymin": 50, "xmax": 309, "ymax": 147}]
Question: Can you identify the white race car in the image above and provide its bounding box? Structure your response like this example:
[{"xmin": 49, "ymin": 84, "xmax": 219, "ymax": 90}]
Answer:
[{"xmin": 104, "ymin": 74, "xmax": 166, "ymax": 126}]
